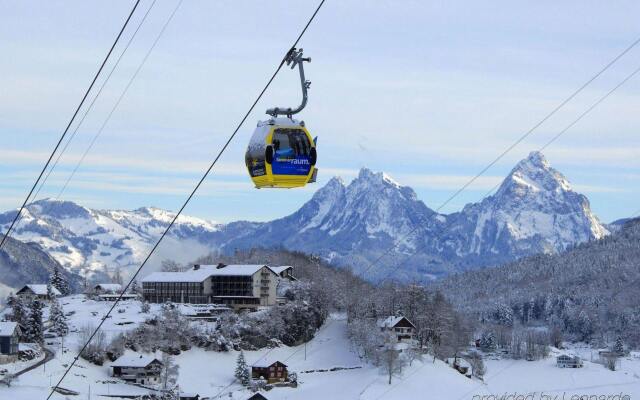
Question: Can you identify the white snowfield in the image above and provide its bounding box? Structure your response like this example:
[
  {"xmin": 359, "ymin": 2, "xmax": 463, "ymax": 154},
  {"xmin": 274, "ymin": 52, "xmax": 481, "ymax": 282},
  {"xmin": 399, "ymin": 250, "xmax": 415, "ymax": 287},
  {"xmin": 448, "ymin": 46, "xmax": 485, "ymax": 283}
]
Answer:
[{"xmin": 1, "ymin": 296, "xmax": 639, "ymax": 399}]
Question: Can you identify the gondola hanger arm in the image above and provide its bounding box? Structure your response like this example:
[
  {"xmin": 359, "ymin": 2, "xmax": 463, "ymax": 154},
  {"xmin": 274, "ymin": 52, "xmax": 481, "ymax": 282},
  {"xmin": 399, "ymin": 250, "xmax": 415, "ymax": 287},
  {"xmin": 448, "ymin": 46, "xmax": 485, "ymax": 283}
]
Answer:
[{"xmin": 266, "ymin": 48, "xmax": 311, "ymax": 118}]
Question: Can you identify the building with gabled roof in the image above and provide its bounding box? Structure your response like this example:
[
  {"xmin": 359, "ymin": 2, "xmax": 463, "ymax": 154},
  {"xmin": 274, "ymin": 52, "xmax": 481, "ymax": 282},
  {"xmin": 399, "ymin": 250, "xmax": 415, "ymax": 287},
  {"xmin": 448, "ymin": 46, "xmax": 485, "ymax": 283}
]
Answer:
[
  {"xmin": 0, "ymin": 321, "xmax": 21, "ymax": 355},
  {"xmin": 377, "ymin": 316, "xmax": 416, "ymax": 343},
  {"xmin": 251, "ymin": 360, "xmax": 289, "ymax": 383},
  {"xmin": 142, "ymin": 264, "xmax": 281, "ymax": 311},
  {"xmin": 93, "ymin": 283, "xmax": 123, "ymax": 294},
  {"xmin": 110, "ymin": 353, "xmax": 163, "ymax": 385},
  {"xmin": 269, "ymin": 265, "xmax": 296, "ymax": 281},
  {"xmin": 16, "ymin": 284, "xmax": 61, "ymax": 302}
]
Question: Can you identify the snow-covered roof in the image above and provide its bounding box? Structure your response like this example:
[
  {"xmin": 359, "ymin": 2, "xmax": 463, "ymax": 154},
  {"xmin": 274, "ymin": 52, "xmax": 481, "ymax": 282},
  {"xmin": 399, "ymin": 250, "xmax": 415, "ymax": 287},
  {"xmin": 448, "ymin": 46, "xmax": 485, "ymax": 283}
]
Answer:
[
  {"xmin": 141, "ymin": 268, "xmax": 215, "ymax": 283},
  {"xmin": 110, "ymin": 353, "xmax": 162, "ymax": 368},
  {"xmin": 94, "ymin": 283, "xmax": 122, "ymax": 292},
  {"xmin": 269, "ymin": 265, "xmax": 293, "ymax": 275},
  {"xmin": 142, "ymin": 264, "xmax": 275, "ymax": 283},
  {"xmin": 203, "ymin": 264, "xmax": 273, "ymax": 276},
  {"xmin": 377, "ymin": 316, "xmax": 414, "ymax": 329},
  {"xmin": 253, "ymin": 359, "xmax": 287, "ymax": 368},
  {"xmin": 19, "ymin": 284, "xmax": 61, "ymax": 296},
  {"xmin": 0, "ymin": 321, "xmax": 19, "ymax": 336}
]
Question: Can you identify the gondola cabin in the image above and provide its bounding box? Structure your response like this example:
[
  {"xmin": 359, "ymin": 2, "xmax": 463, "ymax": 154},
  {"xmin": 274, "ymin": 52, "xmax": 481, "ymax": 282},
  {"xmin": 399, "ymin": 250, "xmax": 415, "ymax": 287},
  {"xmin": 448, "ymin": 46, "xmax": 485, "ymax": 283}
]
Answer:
[{"xmin": 246, "ymin": 117, "xmax": 317, "ymax": 188}]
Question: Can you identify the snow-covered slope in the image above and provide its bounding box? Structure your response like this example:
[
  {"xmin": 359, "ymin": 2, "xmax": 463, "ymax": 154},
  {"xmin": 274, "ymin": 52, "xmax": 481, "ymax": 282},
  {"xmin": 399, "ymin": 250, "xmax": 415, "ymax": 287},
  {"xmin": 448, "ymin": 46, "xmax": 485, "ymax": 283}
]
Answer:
[{"xmin": 0, "ymin": 152, "xmax": 608, "ymax": 282}]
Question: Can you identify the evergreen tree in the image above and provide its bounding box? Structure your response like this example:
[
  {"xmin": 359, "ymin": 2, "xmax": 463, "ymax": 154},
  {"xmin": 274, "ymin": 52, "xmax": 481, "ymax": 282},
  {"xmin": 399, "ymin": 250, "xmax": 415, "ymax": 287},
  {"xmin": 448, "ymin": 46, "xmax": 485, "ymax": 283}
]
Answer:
[
  {"xmin": 25, "ymin": 299, "xmax": 44, "ymax": 343},
  {"xmin": 613, "ymin": 336, "xmax": 624, "ymax": 355},
  {"xmin": 129, "ymin": 280, "xmax": 139, "ymax": 294},
  {"xmin": 234, "ymin": 351, "xmax": 250, "ymax": 386},
  {"xmin": 50, "ymin": 264, "xmax": 70, "ymax": 296},
  {"xmin": 480, "ymin": 331, "xmax": 496, "ymax": 351},
  {"xmin": 48, "ymin": 296, "xmax": 68, "ymax": 337},
  {"xmin": 7, "ymin": 295, "xmax": 27, "ymax": 326},
  {"xmin": 46, "ymin": 283, "xmax": 55, "ymax": 299}
]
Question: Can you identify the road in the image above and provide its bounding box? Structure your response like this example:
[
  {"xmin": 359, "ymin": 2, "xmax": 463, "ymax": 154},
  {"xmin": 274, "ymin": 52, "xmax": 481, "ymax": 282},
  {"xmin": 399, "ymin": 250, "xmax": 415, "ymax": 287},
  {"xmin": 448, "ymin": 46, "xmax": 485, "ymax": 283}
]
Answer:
[{"xmin": 14, "ymin": 347, "xmax": 54, "ymax": 377}]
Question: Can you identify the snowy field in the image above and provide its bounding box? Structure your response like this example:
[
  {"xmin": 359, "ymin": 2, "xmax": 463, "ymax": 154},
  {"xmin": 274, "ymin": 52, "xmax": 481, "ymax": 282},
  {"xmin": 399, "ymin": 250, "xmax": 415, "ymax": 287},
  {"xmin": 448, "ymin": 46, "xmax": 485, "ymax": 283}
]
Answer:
[{"xmin": 1, "ymin": 296, "xmax": 639, "ymax": 399}]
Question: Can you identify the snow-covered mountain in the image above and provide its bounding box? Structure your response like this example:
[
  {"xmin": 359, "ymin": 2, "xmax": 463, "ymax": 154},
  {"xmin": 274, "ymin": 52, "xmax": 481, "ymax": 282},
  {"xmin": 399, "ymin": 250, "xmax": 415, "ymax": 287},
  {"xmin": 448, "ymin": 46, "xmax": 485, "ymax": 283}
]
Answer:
[
  {"xmin": 0, "ymin": 200, "xmax": 221, "ymax": 278},
  {"xmin": 430, "ymin": 151, "xmax": 609, "ymax": 269},
  {"xmin": 0, "ymin": 151, "xmax": 608, "ymax": 282}
]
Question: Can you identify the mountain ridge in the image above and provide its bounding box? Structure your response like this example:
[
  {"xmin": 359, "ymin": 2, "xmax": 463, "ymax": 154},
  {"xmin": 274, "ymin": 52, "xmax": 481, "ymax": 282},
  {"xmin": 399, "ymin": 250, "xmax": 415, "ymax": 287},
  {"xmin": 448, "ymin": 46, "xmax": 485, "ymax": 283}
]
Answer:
[{"xmin": 0, "ymin": 151, "xmax": 609, "ymax": 282}]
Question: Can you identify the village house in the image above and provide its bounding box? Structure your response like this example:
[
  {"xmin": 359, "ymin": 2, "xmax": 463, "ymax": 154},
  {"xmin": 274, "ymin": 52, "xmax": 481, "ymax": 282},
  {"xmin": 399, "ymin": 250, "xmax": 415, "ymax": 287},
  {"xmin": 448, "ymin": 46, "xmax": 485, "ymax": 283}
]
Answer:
[
  {"xmin": 251, "ymin": 360, "xmax": 289, "ymax": 383},
  {"xmin": 142, "ymin": 264, "xmax": 284, "ymax": 311},
  {"xmin": 377, "ymin": 316, "xmax": 416, "ymax": 343},
  {"xmin": 93, "ymin": 283, "xmax": 123, "ymax": 295},
  {"xmin": 0, "ymin": 322, "xmax": 21, "ymax": 355},
  {"xmin": 269, "ymin": 266, "xmax": 297, "ymax": 281},
  {"xmin": 110, "ymin": 353, "xmax": 163, "ymax": 385},
  {"xmin": 247, "ymin": 393, "xmax": 269, "ymax": 400},
  {"xmin": 16, "ymin": 284, "xmax": 61, "ymax": 302},
  {"xmin": 556, "ymin": 354, "xmax": 583, "ymax": 368}
]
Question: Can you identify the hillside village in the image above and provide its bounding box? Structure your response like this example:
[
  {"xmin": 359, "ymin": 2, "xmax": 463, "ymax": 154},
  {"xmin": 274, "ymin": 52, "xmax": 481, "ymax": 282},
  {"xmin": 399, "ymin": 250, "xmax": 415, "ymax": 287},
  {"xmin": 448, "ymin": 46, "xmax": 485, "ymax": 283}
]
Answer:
[{"xmin": 0, "ymin": 242, "xmax": 638, "ymax": 399}]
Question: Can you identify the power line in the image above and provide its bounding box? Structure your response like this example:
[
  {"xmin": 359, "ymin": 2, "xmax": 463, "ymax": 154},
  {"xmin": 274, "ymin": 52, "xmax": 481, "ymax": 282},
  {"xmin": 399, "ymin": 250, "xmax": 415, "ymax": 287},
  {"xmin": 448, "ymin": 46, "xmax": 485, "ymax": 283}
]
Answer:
[
  {"xmin": 353, "ymin": 34, "xmax": 640, "ymax": 282},
  {"xmin": 33, "ymin": 0, "xmax": 158, "ymax": 202},
  {"xmin": 373, "ymin": 56, "xmax": 640, "ymax": 287},
  {"xmin": 0, "ymin": 0, "xmax": 143, "ymax": 250},
  {"xmin": 369, "ymin": 65, "xmax": 640, "ymax": 400},
  {"xmin": 46, "ymin": 1, "xmax": 327, "ymax": 398},
  {"xmin": 55, "ymin": 0, "xmax": 175, "ymax": 200},
  {"xmin": 8, "ymin": 0, "xmax": 158, "ymax": 234}
]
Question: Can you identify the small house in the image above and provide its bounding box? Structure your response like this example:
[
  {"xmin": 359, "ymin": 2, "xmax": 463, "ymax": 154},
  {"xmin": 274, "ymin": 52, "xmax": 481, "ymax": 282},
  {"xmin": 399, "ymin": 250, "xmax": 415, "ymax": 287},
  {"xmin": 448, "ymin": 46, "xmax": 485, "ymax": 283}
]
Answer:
[
  {"xmin": 269, "ymin": 266, "xmax": 296, "ymax": 281},
  {"xmin": 111, "ymin": 353, "xmax": 163, "ymax": 385},
  {"xmin": 556, "ymin": 354, "xmax": 583, "ymax": 368},
  {"xmin": 94, "ymin": 283, "xmax": 123, "ymax": 295},
  {"xmin": 0, "ymin": 322, "xmax": 21, "ymax": 355},
  {"xmin": 377, "ymin": 316, "xmax": 416, "ymax": 343},
  {"xmin": 16, "ymin": 284, "xmax": 61, "ymax": 302},
  {"xmin": 247, "ymin": 394, "xmax": 269, "ymax": 400},
  {"xmin": 252, "ymin": 361, "xmax": 289, "ymax": 383},
  {"xmin": 179, "ymin": 393, "xmax": 200, "ymax": 400}
]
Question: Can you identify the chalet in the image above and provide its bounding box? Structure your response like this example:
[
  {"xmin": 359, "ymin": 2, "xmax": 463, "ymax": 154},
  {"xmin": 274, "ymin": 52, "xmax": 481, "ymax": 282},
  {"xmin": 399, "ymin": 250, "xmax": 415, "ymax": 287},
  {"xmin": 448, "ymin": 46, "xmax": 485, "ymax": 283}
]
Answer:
[
  {"xmin": 377, "ymin": 316, "xmax": 416, "ymax": 343},
  {"xmin": 110, "ymin": 353, "xmax": 163, "ymax": 385},
  {"xmin": 97, "ymin": 293, "xmax": 139, "ymax": 301},
  {"xmin": 251, "ymin": 360, "xmax": 289, "ymax": 383},
  {"xmin": 142, "ymin": 264, "xmax": 280, "ymax": 311},
  {"xmin": 16, "ymin": 284, "xmax": 61, "ymax": 302},
  {"xmin": 179, "ymin": 393, "xmax": 200, "ymax": 400},
  {"xmin": 247, "ymin": 394, "xmax": 269, "ymax": 400},
  {"xmin": 0, "ymin": 322, "xmax": 21, "ymax": 355},
  {"xmin": 269, "ymin": 266, "xmax": 297, "ymax": 281},
  {"xmin": 93, "ymin": 283, "xmax": 123, "ymax": 294},
  {"xmin": 556, "ymin": 354, "xmax": 583, "ymax": 368}
]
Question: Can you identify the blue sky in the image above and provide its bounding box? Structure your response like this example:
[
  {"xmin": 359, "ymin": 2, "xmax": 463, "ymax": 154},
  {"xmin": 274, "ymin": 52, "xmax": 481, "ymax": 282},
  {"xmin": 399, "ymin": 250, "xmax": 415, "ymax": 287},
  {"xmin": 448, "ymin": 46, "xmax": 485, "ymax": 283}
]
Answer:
[{"xmin": 1, "ymin": 0, "xmax": 639, "ymax": 223}]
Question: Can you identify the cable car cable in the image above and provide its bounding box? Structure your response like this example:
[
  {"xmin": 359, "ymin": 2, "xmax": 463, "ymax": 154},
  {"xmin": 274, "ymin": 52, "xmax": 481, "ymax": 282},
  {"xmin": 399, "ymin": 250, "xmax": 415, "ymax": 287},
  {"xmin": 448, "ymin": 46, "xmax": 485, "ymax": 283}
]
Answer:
[
  {"xmin": 351, "ymin": 34, "xmax": 640, "ymax": 282},
  {"xmin": 0, "ymin": 0, "xmax": 142, "ymax": 251},
  {"xmin": 482, "ymin": 61, "xmax": 640, "ymax": 198},
  {"xmin": 8, "ymin": 0, "xmax": 157, "ymax": 237},
  {"xmin": 46, "ymin": 1, "xmax": 326, "ymax": 397},
  {"xmin": 55, "ymin": 0, "xmax": 178, "ymax": 201},
  {"xmin": 31, "ymin": 0, "xmax": 158, "ymax": 203},
  {"xmin": 373, "ymin": 59, "xmax": 640, "ymax": 288}
]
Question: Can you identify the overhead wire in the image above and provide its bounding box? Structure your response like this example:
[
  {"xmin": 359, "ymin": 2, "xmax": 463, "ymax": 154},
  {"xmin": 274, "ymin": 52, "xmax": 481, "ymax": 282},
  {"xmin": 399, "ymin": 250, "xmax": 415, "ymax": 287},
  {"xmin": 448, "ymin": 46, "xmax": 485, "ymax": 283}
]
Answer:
[
  {"xmin": 46, "ymin": 1, "xmax": 327, "ymax": 398},
  {"xmin": 31, "ymin": 0, "xmax": 158, "ymax": 203},
  {"xmin": 366, "ymin": 62, "xmax": 640, "ymax": 400},
  {"xmin": 352, "ymin": 35, "xmax": 640, "ymax": 282},
  {"xmin": 55, "ymin": 0, "xmax": 178, "ymax": 200},
  {"xmin": 0, "ymin": 0, "xmax": 143, "ymax": 250}
]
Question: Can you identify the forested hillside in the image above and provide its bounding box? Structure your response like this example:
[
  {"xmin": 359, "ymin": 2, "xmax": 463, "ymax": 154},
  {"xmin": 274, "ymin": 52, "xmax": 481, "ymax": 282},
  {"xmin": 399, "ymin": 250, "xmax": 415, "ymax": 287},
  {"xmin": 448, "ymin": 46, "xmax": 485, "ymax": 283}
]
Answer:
[{"xmin": 436, "ymin": 219, "xmax": 640, "ymax": 346}]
